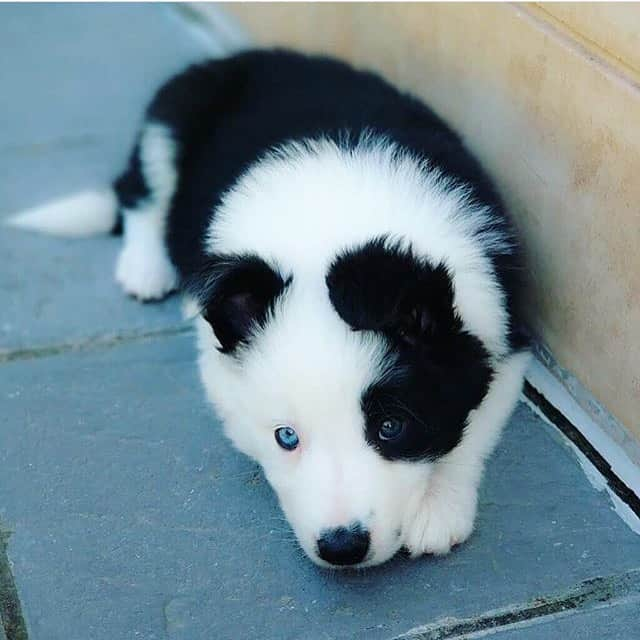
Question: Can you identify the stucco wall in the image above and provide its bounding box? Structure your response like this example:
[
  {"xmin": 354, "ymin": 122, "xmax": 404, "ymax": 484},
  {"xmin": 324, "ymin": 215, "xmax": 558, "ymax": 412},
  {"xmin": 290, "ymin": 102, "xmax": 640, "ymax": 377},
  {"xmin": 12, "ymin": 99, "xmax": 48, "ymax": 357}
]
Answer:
[{"xmin": 194, "ymin": 3, "xmax": 640, "ymax": 444}]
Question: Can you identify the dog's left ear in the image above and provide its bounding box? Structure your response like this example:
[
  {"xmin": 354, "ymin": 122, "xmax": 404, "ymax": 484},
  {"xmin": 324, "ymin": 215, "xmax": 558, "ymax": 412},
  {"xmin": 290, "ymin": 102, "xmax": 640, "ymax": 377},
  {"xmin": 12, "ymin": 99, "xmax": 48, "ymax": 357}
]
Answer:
[
  {"xmin": 189, "ymin": 255, "xmax": 290, "ymax": 353},
  {"xmin": 326, "ymin": 238, "xmax": 456, "ymax": 346}
]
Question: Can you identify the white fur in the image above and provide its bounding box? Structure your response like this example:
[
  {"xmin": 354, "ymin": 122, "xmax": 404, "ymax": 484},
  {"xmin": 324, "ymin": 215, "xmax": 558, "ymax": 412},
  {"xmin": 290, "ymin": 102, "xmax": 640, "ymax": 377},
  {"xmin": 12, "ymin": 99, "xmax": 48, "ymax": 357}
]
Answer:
[
  {"xmin": 196, "ymin": 282, "xmax": 528, "ymax": 566},
  {"xmin": 196, "ymin": 278, "xmax": 429, "ymax": 566},
  {"xmin": 115, "ymin": 123, "xmax": 178, "ymax": 300},
  {"xmin": 402, "ymin": 350, "xmax": 531, "ymax": 556},
  {"xmin": 5, "ymin": 188, "xmax": 118, "ymax": 237},
  {"xmin": 115, "ymin": 205, "xmax": 178, "ymax": 300},
  {"xmin": 207, "ymin": 137, "xmax": 512, "ymax": 359},
  {"xmin": 196, "ymin": 137, "xmax": 526, "ymax": 567},
  {"xmin": 138, "ymin": 122, "xmax": 179, "ymax": 205},
  {"xmin": 12, "ymin": 124, "xmax": 526, "ymax": 566}
]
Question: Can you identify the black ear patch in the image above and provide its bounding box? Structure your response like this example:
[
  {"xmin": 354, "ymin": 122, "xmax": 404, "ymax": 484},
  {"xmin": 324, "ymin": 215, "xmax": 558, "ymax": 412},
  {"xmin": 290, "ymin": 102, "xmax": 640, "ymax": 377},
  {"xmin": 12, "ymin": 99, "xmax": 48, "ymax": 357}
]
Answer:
[
  {"xmin": 328, "ymin": 238, "xmax": 494, "ymax": 461},
  {"xmin": 326, "ymin": 238, "xmax": 456, "ymax": 348},
  {"xmin": 187, "ymin": 255, "xmax": 290, "ymax": 353}
]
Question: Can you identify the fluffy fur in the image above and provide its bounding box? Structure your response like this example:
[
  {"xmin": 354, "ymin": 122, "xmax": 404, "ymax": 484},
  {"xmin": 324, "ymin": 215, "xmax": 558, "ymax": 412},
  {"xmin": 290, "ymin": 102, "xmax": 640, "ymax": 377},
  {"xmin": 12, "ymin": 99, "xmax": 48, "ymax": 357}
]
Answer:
[
  {"xmin": 6, "ymin": 188, "xmax": 118, "ymax": 237},
  {"xmin": 8, "ymin": 50, "xmax": 530, "ymax": 568}
]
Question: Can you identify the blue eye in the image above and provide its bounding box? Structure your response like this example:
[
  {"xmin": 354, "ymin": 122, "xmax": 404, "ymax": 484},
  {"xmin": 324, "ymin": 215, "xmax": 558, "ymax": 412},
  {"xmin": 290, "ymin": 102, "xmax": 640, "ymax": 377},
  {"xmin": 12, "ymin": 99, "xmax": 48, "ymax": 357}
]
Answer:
[
  {"xmin": 378, "ymin": 418, "xmax": 405, "ymax": 441},
  {"xmin": 274, "ymin": 425, "xmax": 299, "ymax": 451}
]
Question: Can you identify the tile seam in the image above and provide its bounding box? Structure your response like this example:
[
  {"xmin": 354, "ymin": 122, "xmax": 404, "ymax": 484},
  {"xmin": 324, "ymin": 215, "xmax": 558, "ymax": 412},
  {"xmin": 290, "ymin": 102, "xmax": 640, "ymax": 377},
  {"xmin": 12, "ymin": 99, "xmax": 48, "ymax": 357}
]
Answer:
[{"xmin": 0, "ymin": 324, "xmax": 193, "ymax": 365}]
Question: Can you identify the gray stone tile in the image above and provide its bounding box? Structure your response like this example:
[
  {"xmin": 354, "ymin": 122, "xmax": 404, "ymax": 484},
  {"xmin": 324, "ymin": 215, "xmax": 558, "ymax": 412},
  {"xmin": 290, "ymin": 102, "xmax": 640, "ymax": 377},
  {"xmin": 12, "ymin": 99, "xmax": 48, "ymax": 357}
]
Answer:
[
  {"xmin": 0, "ymin": 3, "xmax": 216, "ymax": 353},
  {"xmin": 2, "ymin": 5, "xmax": 639, "ymax": 640},
  {"xmin": 393, "ymin": 568, "xmax": 640, "ymax": 639},
  {"xmin": 1, "ymin": 335, "xmax": 639, "ymax": 640},
  {"xmin": 0, "ymin": 3, "xmax": 219, "ymax": 214},
  {"xmin": 490, "ymin": 600, "xmax": 640, "ymax": 640},
  {"xmin": 0, "ymin": 228, "xmax": 185, "ymax": 354}
]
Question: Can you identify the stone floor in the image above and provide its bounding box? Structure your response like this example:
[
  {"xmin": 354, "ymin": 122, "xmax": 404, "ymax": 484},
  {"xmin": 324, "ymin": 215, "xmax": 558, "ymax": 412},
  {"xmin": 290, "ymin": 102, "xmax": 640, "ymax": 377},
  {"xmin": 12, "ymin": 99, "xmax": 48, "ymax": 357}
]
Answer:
[{"xmin": 1, "ymin": 5, "xmax": 639, "ymax": 640}]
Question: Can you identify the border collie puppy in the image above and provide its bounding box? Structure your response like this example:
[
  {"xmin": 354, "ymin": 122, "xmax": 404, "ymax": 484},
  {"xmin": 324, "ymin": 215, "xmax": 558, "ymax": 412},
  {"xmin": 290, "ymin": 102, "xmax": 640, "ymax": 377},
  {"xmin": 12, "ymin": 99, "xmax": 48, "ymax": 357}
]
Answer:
[{"xmin": 9, "ymin": 50, "xmax": 530, "ymax": 568}]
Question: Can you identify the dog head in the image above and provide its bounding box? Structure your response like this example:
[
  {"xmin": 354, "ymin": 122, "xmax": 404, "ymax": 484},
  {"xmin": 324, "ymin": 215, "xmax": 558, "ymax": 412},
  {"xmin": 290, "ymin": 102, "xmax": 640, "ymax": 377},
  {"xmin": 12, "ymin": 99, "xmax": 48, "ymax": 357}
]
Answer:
[
  {"xmin": 189, "ymin": 239, "xmax": 493, "ymax": 567},
  {"xmin": 188, "ymin": 138, "xmax": 508, "ymax": 567}
]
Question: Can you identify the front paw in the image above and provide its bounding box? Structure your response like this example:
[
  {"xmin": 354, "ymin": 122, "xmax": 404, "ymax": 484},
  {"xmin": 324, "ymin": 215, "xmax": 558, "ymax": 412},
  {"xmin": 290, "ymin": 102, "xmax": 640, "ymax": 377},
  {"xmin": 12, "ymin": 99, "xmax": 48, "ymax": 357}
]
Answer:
[
  {"xmin": 115, "ymin": 242, "xmax": 177, "ymax": 301},
  {"xmin": 402, "ymin": 485, "xmax": 477, "ymax": 557}
]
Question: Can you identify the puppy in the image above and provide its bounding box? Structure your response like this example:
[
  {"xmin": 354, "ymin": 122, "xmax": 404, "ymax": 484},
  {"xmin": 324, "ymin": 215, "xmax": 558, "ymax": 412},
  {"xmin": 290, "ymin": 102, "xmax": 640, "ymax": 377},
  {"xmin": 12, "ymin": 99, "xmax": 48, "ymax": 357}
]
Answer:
[{"xmin": 9, "ymin": 49, "xmax": 530, "ymax": 568}]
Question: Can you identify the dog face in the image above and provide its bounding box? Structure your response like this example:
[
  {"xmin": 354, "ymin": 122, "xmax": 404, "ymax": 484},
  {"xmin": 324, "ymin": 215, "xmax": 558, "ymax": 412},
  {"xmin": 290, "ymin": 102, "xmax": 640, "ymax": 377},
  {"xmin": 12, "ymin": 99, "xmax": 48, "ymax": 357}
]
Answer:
[
  {"xmin": 195, "ymin": 272, "xmax": 429, "ymax": 566},
  {"xmin": 192, "ymin": 245, "xmax": 493, "ymax": 567},
  {"xmin": 190, "ymin": 139, "xmax": 504, "ymax": 567}
]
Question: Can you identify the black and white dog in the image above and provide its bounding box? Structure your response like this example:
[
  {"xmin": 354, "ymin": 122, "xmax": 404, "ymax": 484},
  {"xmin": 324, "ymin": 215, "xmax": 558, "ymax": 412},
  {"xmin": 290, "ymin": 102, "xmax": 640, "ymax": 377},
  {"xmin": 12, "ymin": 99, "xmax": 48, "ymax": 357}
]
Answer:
[{"xmin": 10, "ymin": 50, "xmax": 530, "ymax": 568}]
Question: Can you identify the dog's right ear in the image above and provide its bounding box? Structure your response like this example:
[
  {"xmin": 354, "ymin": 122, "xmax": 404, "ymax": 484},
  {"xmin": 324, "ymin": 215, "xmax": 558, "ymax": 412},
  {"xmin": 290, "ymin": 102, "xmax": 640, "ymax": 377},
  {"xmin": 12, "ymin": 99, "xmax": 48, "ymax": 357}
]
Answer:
[{"xmin": 187, "ymin": 255, "xmax": 290, "ymax": 353}]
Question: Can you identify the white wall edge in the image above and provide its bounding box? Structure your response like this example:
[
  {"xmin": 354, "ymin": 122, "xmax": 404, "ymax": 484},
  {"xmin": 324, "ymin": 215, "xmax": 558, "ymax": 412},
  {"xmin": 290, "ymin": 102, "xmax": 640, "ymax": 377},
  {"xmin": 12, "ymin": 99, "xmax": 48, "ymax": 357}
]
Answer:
[
  {"xmin": 521, "ymin": 386, "xmax": 640, "ymax": 535},
  {"xmin": 174, "ymin": 3, "xmax": 252, "ymax": 53},
  {"xmin": 526, "ymin": 356, "xmax": 640, "ymax": 499}
]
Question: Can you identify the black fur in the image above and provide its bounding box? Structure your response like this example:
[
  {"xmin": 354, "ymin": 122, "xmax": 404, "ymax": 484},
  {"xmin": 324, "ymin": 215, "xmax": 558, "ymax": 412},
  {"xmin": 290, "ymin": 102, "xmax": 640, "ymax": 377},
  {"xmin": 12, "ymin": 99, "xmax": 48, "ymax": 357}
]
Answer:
[
  {"xmin": 327, "ymin": 239, "xmax": 493, "ymax": 460},
  {"xmin": 185, "ymin": 255, "xmax": 291, "ymax": 353},
  {"xmin": 112, "ymin": 49, "xmax": 527, "ymax": 350},
  {"xmin": 326, "ymin": 237, "xmax": 457, "ymax": 346}
]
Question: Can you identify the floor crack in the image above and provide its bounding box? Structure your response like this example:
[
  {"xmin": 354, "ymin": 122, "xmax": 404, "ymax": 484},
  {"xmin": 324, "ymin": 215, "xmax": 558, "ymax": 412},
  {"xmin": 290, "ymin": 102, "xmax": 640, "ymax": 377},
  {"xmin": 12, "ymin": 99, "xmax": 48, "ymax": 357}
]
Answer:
[
  {"xmin": 0, "ymin": 324, "xmax": 193, "ymax": 365},
  {"xmin": 0, "ymin": 530, "xmax": 28, "ymax": 640},
  {"xmin": 523, "ymin": 381, "xmax": 640, "ymax": 519},
  {"xmin": 393, "ymin": 568, "xmax": 640, "ymax": 639}
]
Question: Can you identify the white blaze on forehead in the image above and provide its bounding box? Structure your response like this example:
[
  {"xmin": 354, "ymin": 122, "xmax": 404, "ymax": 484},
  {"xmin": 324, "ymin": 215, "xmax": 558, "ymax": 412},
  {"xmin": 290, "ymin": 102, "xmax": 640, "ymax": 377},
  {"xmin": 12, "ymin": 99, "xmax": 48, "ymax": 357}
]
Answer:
[
  {"xmin": 206, "ymin": 136, "xmax": 511, "ymax": 358},
  {"xmin": 240, "ymin": 279, "xmax": 395, "ymax": 432},
  {"xmin": 195, "ymin": 273, "xmax": 395, "ymax": 464}
]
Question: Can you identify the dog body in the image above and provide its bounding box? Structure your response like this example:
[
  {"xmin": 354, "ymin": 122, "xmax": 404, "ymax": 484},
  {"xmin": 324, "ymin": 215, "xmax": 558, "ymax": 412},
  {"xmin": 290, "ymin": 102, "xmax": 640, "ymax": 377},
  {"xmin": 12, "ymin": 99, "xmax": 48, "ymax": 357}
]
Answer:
[{"xmin": 11, "ymin": 50, "xmax": 530, "ymax": 567}]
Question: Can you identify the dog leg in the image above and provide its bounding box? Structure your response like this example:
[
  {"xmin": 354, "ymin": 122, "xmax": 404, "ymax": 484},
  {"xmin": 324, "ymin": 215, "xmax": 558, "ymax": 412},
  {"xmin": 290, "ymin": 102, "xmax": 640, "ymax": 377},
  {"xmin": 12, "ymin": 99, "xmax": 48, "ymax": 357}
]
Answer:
[
  {"xmin": 115, "ymin": 123, "xmax": 179, "ymax": 301},
  {"xmin": 403, "ymin": 350, "xmax": 530, "ymax": 555}
]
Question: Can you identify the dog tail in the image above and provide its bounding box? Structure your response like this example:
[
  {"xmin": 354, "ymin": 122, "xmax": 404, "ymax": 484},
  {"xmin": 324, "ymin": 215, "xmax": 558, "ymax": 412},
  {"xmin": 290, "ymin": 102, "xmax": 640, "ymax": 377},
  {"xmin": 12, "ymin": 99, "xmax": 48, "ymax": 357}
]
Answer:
[{"xmin": 5, "ymin": 187, "xmax": 121, "ymax": 237}]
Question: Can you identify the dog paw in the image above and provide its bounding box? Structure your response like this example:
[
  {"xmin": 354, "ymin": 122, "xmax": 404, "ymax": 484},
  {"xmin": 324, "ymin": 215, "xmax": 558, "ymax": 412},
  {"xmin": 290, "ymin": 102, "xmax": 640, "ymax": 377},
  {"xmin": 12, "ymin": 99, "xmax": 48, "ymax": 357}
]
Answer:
[
  {"xmin": 115, "ymin": 241, "xmax": 177, "ymax": 301},
  {"xmin": 402, "ymin": 485, "xmax": 477, "ymax": 557}
]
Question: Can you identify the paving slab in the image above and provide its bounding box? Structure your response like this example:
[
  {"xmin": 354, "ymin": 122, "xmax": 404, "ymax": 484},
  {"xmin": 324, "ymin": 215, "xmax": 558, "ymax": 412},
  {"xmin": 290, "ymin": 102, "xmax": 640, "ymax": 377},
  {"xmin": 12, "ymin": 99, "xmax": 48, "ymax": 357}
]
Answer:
[
  {"xmin": 393, "ymin": 568, "xmax": 640, "ymax": 639},
  {"xmin": 0, "ymin": 3, "xmax": 217, "ymax": 354},
  {"xmin": 0, "ymin": 228, "xmax": 186, "ymax": 355},
  {"xmin": 1, "ymin": 4, "xmax": 640, "ymax": 640},
  {"xmin": 489, "ymin": 599, "xmax": 640, "ymax": 640},
  {"xmin": 1, "ymin": 334, "xmax": 639, "ymax": 640},
  {"xmin": 0, "ymin": 3, "xmax": 219, "ymax": 214}
]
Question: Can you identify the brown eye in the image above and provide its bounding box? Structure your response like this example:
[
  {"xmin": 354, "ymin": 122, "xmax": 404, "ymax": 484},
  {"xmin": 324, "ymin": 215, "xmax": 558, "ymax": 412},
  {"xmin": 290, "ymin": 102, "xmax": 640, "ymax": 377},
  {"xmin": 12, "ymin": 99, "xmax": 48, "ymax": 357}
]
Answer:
[{"xmin": 378, "ymin": 418, "xmax": 405, "ymax": 441}]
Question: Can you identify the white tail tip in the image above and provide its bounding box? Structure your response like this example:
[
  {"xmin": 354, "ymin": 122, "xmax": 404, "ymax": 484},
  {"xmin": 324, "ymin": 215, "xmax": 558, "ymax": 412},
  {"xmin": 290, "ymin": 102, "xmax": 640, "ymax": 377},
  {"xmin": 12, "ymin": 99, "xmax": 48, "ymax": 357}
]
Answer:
[{"xmin": 5, "ymin": 188, "xmax": 118, "ymax": 238}]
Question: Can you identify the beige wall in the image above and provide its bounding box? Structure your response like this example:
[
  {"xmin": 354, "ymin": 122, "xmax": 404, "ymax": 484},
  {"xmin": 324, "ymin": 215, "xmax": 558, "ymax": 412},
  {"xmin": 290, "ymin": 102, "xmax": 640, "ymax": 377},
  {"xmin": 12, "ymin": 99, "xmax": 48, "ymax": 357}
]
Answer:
[
  {"xmin": 541, "ymin": 4, "xmax": 640, "ymax": 74},
  {"xmin": 199, "ymin": 3, "xmax": 640, "ymax": 442}
]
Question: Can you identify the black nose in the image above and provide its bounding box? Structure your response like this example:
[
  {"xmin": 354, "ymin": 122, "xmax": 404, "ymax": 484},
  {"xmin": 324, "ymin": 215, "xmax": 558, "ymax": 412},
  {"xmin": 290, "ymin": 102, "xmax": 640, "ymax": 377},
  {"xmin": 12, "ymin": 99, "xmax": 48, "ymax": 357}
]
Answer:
[{"xmin": 317, "ymin": 523, "xmax": 370, "ymax": 566}]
